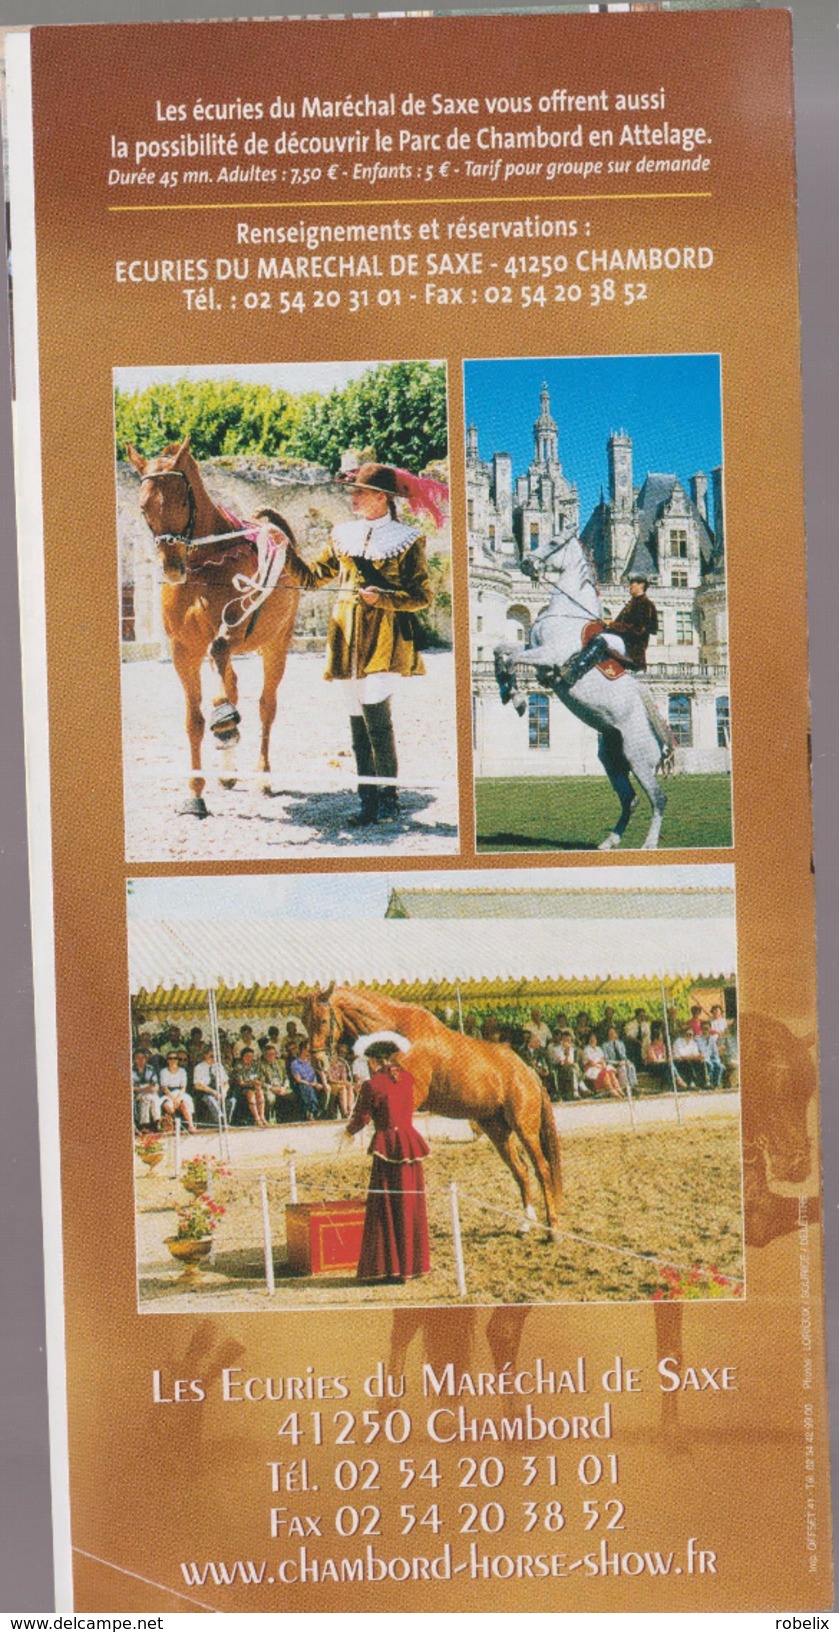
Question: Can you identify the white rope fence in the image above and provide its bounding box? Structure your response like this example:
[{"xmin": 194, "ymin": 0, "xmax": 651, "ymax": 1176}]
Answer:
[{"xmin": 243, "ymin": 1162, "xmax": 741, "ymax": 1299}]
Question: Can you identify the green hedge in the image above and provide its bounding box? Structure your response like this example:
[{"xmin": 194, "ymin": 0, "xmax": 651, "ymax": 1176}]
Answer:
[{"xmin": 115, "ymin": 362, "xmax": 448, "ymax": 472}]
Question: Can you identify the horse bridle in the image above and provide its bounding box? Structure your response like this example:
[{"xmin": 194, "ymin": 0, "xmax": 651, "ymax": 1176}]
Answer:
[
  {"xmin": 141, "ymin": 468, "xmax": 198, "ymax": 547},
  {"xmin": 141, "ymin": 468, "xmax": 255, "ymax": 562},
  {"xmin": 527, "ymin": 539, "xmax": 601, "ymax": 623}
]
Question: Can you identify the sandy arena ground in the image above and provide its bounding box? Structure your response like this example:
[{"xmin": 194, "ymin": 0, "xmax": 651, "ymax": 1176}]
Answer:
[
  {"xmin": 136, "ymin": 1117, "xmax": 743, "ymax": 1315},
  {"xmin": 122, "ymin": 650, "xmax": 459, "ymax": 861}
]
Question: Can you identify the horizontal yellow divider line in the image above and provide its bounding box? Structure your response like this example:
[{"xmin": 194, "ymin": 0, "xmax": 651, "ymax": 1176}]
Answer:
[{"xmin": 109, "ymin": 190, "xmax": 712, "ymax": 212}]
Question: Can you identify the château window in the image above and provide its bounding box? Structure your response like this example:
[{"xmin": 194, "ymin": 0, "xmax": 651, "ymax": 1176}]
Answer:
[
  {"xmin": 670, "ymin": 529, "xmax": 688, "ymax": 558},
  {"xmin": 529, "ymin": 523, "xmax": 540, "ymax": 551},
  {"xmin": 476, "ymin": 616, "xmax": 483, "ymax": 633},
  {"xmin": 675, "ymin": 611, "xmax": 694, "ymax": 645},
  {"xmin": 488, "ymin": 525, "xmax": 496, "ymax": 549},
  {"xmin": 668, "ymin": 694, "xmax": 693, "ymax": 746},
  {"xmin": 716, "ymin": 696, "xmax": 730, "ymax": 748},
  {"xmin": 671, "ymin": 569, "xmax": 688, "ymax": 588},
  {"xmin": 467, "ymin": 499, "xmax": 475, "ymax": 530},
  {"xmin": 528, "ymin": 694, "xmax": 550, "ymax": 750}
]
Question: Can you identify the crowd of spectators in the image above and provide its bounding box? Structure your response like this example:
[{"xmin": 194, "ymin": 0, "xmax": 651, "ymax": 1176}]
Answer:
[
  {"xmin": 132, "ymin": 997, "xmax": 739, "ymax": 1132},
  {"xmin": 132, "ymin": 1016, "xmax": 367, "ymax": 1133},
  {"xmin": 452, "ymin": 1001, "xmax": 738, "ymax": 1102}
]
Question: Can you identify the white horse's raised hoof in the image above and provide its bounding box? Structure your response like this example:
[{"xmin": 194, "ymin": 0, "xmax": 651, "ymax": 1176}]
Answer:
[{"xmin": 598, "ymin": 831, "xmax": 622, "ymax": 851}]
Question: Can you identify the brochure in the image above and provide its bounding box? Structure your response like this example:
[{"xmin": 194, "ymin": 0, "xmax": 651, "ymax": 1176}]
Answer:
[{"xmin": 2, "ymin": 8, "xmax": 830, "ymax": 1610}]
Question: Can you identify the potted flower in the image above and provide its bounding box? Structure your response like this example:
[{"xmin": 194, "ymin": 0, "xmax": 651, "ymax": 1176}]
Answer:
[
  {"xmin": 135, "ymin": 1130, "xmax": 165, "ymax": 1173},
  {"xmin": 165, "ymin": 1194, "xmax": 226, "ymax": 1283},
  {"xmin": 180, "ymin": 1153, "xmax": 231, "ymax": 1197}
]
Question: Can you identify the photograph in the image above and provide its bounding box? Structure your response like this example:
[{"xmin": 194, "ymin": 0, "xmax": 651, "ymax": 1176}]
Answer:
[
  {"xmin": 466, "ymin": 355, "xmax": 731, "ymax": 852},
  {"xmin": 116, "ymin": 359, "xmax": 458, "ymax": 859},
  {"xmin": 128, "ymin": 866, "xmax": 742, "ymax": 1314}
]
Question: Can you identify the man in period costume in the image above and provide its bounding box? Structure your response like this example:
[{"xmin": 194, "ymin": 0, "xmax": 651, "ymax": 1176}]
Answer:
[
  {"xmin": 557, "ymin": 572, "xmax": 659, "ymax": 690},
  {"xmin": 275, "ymin": 456, "xmax": 447, "ymax": 827}
]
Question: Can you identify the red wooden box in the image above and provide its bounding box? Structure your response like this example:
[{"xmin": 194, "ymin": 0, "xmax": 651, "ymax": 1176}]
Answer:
[{"xmin": 285, "ymin": 1200, "xmax": 366, "ymax": 1276}]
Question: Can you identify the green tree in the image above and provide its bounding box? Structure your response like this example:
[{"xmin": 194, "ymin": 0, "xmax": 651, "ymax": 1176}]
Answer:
[
  {"xmin": 289, "ymin": 361, "xmax": 448, "ymax": 471},
  {"xmin": 115, "ymin": 379, "xmax": 300, "ymax": 459}
]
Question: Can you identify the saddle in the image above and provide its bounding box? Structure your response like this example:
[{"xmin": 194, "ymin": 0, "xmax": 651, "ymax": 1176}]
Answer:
[{"xmin": 581, "ymin": 620, "xmax": 628, "ymax": 681}]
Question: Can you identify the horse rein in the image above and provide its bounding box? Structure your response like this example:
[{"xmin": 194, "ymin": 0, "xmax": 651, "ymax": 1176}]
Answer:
[
  {"xmin": 141, "ymin": 469, "xmax": 255, "ymax": 560},
  {"xmin": 529, "ymin": 538, "xmax": 602, "ymax": 623}
]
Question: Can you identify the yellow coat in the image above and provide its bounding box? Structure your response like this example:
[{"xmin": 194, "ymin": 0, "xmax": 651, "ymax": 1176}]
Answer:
[{"xmin": 286, "ymin": 516, "xmax": 431, "ymax": 680}]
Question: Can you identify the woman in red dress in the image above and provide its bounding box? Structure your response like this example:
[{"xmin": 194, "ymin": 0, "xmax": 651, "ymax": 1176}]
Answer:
[{"xmin": 345, "ymin": 1035, "xmax": 430, "ymax": 1283}]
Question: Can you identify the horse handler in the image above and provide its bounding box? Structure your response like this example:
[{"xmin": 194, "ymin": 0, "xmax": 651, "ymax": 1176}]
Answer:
[
  {"xmin": 270, "ymin": 457, "xmax": 448, "ymax": 827},
  {"xmin": 342, "ymin": 1033, "xmax": 431, "ymax": 1283}
]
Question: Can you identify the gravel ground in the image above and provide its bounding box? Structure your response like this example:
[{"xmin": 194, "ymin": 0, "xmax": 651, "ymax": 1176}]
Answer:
[{"xmin": 122, "ymin": 650, "xmax": 459, "ymax": 861}]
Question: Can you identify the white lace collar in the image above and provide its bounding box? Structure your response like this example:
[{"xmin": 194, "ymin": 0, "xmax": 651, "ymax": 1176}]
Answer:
[{"xmin": 333, "ymin": 516, "xmax": 420, "ymax": 560}]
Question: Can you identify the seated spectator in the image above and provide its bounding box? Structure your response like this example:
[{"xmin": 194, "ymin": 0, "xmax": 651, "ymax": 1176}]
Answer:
[
  {"xmin": 643, "ymin": 1024, "xmax": 672, "ymax": 1088},
  {"xmin": 233, "ymin": 1023, "xmax": 257, "ymax": 1062},
  {"xmin": 481, "ymin": 1015, "xmax": 500, "ymax": 1042},
  {"xmin": 574, "ymin": 1011, "xmax": 593, "ymax": 1048},
  {"xmin": 710, "ymin": 1004, "xmax": 729, "ymax": 1039},
  {"xmin": 624, "ymin": 1009, "xmax": 652, "ymax": 1070},
  {"xmin": 688, "ymin": 1004, "xmax": 705, "ymax": 1037},
  {"xmin": 696, "ymin": 1020, "xmax": 724, "ymax": 1088},
  {"xmin": 596, "ymin": 1006, "xmax": 617, "ymax": 1045},
  {"xmin": 719, "ymin": 1023, "xmax": 739, "ymax": 1090},
  {"xmin": 325, "ymin": 1043, "xmax": 355, "ymax": 1120},
  {"xmin": 259, "ymin": 1043, "xmax": 288, "ymax": 1123},
  {"xmin": 192, "ymin": 1046, "xmax": 229, "ymax": 1126},
  {"xmin": 158, "ymin": 1050, "xmax": 197, "ymax": 1133},
  {"xmin": 289, "ymin": 1043, "xmax": 322, "ymax": 1120},
  {"xmin": 546, "ymin": 1028, "xmax": 579, "ymax": 1100},
  {"xmin": 132, "ymin": 1047, "xmax": 161, "ymax": 1132},
  {"xmin": 526, "ymin": 1007, "xmax": 551, "ymax": 1051},
  {"xmin": 672, "ymin": 1025, "xmax": 707, "ymax": 1089},
  {"xmin": 582, "ymin": 1033, "xmax": 623, "ymax": 1098},
  {"xmin": 603, "ymin": 1026, "xmax": 638, "ymax": 1093},
  {"xmin": 232, "ymin": 1046, "xmax": 269, "ymax": 1127},
  {"xmin": 187, "ymin": 1026, "xmax": 206, "ymax": 1071},
  {"xmin": 462, "ymin": 1015, "xmax": 478, "ymax": 1038}
]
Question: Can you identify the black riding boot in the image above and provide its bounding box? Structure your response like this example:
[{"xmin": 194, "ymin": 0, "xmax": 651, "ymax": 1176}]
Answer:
[
  {"xmin": 556, "ymin": 634, "xmax": 610, "ymax": 691},
  {"xmin": 363, "ymin": 698, "xmax": 400, "ymax": 820},
  {"xmin": 347, "ymin": 713, "xmax": 378, "ymax": 827}
]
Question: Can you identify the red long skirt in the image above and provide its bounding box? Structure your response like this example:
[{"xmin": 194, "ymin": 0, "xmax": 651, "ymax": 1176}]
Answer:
[{"xmin": 357, "ymin": 1157, "xmax": 430, "ymax": 1281}]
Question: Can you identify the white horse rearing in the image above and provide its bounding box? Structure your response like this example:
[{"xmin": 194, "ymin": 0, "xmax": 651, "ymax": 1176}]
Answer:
[{"xmin": 494, "ymin": 537, "xmax": 674, "ymax": 850}]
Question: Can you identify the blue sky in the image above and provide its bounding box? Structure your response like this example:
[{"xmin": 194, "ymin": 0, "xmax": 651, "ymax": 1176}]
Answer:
[
  {"xmin": 127, "ymin": 864, "xmax": 732, "ymax": 921},
  {"xmin": 464, "ymin": 354, "xmax": 723, "ymax": 527}
]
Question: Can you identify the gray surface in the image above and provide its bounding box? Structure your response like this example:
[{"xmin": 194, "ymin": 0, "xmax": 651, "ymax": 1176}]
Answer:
[{"xmin": 0, "ymin": 0, "xmax": 836, "ymax": 1612}]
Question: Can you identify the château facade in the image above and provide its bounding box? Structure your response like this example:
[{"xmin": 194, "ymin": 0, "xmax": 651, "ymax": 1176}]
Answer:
[{"xmin": 467, "ymin": 384, "xmax": 730, "ymax": 776}]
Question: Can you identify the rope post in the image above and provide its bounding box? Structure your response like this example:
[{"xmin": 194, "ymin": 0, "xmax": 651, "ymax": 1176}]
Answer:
[
  {"xmin": 208, "ymin": 985, "xmax": 231, "ymax": 1164},
  {"xmin": 624, "ymin": 1068, "xmax": 638, "ymax": 1134},
  {"xmin": 449, "ymin": 1181, "xmax": 467, "ymax": 1297},
  {"xmin": 289, "ymin": 1160, "xmax": 298, "ymax": 1204},
  {"xmin": 206, "ymin": 1171, "xmax": 216, "ymax": 1266},
  {"xmin": 660, "ymin": 977, "xmax": 683, "ymax": 1127},
  {"xmin": 259, "ymin": 1175, "xmax": 275, "ymax": 1296},
  {"xmin": 456, "ymin": 984, "xmax": 464, "ymax": 1034},
  {"xmin": 174, "ymin": 1116, "xmax": 181, "ymax": 1177}
]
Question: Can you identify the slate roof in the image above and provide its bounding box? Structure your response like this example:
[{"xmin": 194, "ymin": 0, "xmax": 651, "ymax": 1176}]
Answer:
[
  {"xmin": 632, "ymin": 474, "xmax": 717, "ymax": 573},
  {"xmin": 580, "ymin": 473, "xmax": 718, "ymax": 582}
]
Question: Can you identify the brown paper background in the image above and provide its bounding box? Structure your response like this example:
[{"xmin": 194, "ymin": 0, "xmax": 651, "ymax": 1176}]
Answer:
[{"xmin": 28, "ymin": 9, "xmax": 831, "ymax": 1609}]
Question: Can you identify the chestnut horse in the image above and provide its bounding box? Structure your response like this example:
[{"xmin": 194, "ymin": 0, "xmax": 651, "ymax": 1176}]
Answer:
[
  {"xmin": 126, "ymin": 435, "xmax": 300, "ymax": 817},
  {"xmin": 302, "ymin": 984, "xmax": 564, "ymax": 1241}
]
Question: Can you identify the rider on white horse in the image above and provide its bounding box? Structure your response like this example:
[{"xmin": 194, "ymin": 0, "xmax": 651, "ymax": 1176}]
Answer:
[{"xmin": 554, "ymin": 572, "xmax": 658, "ymax": 690}]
